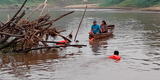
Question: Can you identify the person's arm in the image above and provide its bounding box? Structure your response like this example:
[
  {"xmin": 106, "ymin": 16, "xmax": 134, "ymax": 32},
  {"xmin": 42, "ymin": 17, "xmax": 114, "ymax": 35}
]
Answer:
[
  {"xmin": 98, "ymin": 25, "xmax": 102, "ymax": 33},
  {"xmin": 91, "ymin": 25, "xmax": 94, "ymax": 34},
  {"xmin": 91, "ymin": 25, "xmax": 93, "ymax": 31},
  {"xmin": 100, "ymin": 25, "xmax": 103, "ymax": 33}
]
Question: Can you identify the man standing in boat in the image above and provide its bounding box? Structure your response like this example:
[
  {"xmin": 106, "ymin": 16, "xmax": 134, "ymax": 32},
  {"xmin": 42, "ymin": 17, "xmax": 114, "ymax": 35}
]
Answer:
[{"xmin": 90, "ymin": 20, "xmax": 101, "ymax": 34}]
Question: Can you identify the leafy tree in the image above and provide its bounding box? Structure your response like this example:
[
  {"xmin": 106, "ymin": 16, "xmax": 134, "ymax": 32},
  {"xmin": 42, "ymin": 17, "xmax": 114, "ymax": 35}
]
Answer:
[
  {"xmin": 119, "ymin": 0, "xmax": 160, "ymax": 7},
  {"xmin": 100, "ymin": 0, "xmax": 125, "ymax": 6}
]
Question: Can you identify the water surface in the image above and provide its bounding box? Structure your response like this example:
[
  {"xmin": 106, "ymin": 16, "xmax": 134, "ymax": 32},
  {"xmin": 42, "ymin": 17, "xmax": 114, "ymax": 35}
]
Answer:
[{"xmin": 0, "ymin": 9, "xmax": 160, "ymax": 80}]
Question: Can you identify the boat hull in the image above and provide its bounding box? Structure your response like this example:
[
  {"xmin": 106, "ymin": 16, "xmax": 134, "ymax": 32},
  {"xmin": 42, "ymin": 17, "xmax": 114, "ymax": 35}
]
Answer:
[{"xmin": 89, "ymin": 32, "xmax": 113, "ymax": 40}]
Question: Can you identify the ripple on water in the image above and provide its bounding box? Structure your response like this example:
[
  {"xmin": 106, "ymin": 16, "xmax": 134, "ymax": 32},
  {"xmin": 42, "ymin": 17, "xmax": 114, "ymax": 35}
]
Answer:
[
  {"xmin": 153, "ymin": 63, "xmax": 160, "ymax": 66},
  {"xmin": 146, "ymin": 52, "xmax": 160, "ymax": 56},
  {"xmin": 151, "ymin": 68, "xmax": 160, "ymax": 71}
]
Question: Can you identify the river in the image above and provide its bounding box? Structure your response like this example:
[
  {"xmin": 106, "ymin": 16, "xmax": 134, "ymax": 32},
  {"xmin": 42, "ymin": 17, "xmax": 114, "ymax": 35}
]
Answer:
[{"xmin": 0, "ymin": 9, "xmax": 160, "ymax": 80}]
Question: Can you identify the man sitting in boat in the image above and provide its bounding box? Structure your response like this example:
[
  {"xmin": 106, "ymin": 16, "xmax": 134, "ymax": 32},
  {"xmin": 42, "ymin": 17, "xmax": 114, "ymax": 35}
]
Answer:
[
  {"xmin": 91, "ymin": 20, "xmax": 101, "ymax": 34},
  {"xmin": 100, "ymin": 20, "xmax": 108, "ymax": 33}
]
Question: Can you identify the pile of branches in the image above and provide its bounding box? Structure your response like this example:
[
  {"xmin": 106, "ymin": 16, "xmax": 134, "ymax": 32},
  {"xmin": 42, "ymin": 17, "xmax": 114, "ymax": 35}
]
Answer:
[{"xmin": 0, "ymin": 0, "xmax": 74, "ymax": 53}]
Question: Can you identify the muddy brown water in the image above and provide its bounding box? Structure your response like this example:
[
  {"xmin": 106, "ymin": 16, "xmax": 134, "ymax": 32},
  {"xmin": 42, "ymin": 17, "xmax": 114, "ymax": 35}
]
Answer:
[{"xmin": 0, "ymin": 9, "xmax": 160, "ymax": 80}]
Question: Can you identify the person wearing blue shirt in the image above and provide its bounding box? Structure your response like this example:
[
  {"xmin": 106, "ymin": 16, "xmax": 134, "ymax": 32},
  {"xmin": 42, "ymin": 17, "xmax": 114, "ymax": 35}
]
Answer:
[{"xmin": 91, "ymin": 20, "xmax": 101, "ymax": 34}]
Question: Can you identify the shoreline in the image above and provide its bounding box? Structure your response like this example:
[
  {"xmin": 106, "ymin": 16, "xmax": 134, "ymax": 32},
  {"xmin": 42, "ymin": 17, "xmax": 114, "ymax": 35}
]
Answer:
[
  {"xmin": 0, "ymin": 4, "xmax": 160, "ymax": 12},
  {"xmin": 64, "ymin": 4, "xmax": 160, "ymax": 12}
]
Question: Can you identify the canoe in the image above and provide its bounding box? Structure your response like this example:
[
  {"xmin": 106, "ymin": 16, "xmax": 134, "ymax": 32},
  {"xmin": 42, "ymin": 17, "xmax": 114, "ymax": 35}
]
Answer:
[
  {"xmin": 89, "ymin": 32, "xmax": 113, "ymax": 40},
  {"xmin": 89, "ymin": 25, "xmax": 115, "ymax": 40}
]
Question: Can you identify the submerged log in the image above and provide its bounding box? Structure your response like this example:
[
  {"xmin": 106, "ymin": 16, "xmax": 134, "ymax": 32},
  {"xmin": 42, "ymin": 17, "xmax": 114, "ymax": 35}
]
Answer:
[
  {"xmin": 14, "ymin": 44, "xmax": 87, "ymax": 53},
  {"xmin": 41, "ymin": 41, "xmax": 66, "ymax": 44}
]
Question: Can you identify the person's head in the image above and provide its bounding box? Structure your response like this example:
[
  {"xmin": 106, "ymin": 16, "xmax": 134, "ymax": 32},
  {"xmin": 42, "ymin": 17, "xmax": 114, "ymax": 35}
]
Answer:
[
  {"xmin": 93, "ymin": 20, "xmax": 97, "ymax": 25},
  {"xmin": 114, "ymin": 50, "xmax": 119, "ymax": 55},
  {"xmin": 102, "ymin": 20, "xmax": 107, "ymax": 25}
]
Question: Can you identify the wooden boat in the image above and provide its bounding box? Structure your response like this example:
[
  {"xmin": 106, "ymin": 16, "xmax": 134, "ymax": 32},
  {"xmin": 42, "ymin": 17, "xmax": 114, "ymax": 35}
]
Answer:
[
  {"xmin": 89, "ymin": 32, "xmax": 113, "ymax": 39},
  {"xmin": 89, "ymin": 25, "xmax": 115, "ymax": 40}
]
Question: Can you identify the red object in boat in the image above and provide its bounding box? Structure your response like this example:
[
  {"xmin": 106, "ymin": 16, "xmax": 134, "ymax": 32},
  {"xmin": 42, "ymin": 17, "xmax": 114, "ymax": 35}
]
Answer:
[
  {"xmin": 108, "ymin": 55, "xmax": 121, "ymax": 60},
  {"xmin": 56, "ymin": 40, "xmax": 68, "ymax": 45},
  {"xmin": 89, "ymin": 38, "xmax": 94, "ymax": 41}
]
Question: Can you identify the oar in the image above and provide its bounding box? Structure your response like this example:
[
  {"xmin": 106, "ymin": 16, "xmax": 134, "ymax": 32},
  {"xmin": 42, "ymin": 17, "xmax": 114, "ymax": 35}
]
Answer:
[{"xmin": 74, "ymin": 0, "xmax": 88, "ymax": 41}]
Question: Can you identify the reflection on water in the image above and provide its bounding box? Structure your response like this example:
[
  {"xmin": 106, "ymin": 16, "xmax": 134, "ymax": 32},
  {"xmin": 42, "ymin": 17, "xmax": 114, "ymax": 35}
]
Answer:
[
  {"xmin": 89, "ymin": 36, "xmax": 113, "ymax": 54},
  {"xmin": 0, "ymin": 9, "xmax": 160, "ymax": 80},
  {"xmin": 0, "ymin": 49, "xmax": 59, "ymax": 77}
]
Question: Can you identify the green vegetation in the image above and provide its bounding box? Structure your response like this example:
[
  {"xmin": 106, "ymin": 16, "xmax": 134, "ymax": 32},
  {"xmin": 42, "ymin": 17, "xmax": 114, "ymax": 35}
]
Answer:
[
  {"xmin": 0, "ymin": 0, "xmax": 46, "ymax": 8},
  {"xmin": 0, "ymin": 0, "xmax": 43, "ymax": 5},
  {"xmin": 0, "ymin": 0, "xmax": 160, "ymax": 8},
  {"xmin": 100, "ymin": 0, "xmax": 125, "ymax": 7},
  {"xmin": 0, "ymin": 0, "xmax": 83, "ymax": 8},
  {"xmin": 100, "ymin": 0, "xmax": 160, "ymax": 8}
]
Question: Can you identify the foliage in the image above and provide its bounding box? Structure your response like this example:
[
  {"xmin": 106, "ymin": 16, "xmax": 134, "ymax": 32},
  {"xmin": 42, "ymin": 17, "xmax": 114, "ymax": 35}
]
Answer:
[
  {"xmin": 100, "ymin": 0, "xmax": 160, "ymax": 7},
  {"xmin": 0, "ymin": 0, "xmax": 160, "ymax": 8},
  {"xmin": 100, "ymin": 0, "xmax": 125, "ymax": 6},
  {"xmin": 119, "ymin": 0, "xmax": 160, "ymax": 7}
]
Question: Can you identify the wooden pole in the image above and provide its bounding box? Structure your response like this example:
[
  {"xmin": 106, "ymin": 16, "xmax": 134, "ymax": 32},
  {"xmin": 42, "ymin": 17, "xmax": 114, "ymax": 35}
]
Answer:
[
  {"xmin": 40, "ymin": 0, "xmax": 48, "ymax": 16},
  {"xmin": 74, "ymin": 4, "xmax": 87, "ymax": 41},
  {"xmin": 41, "ymin": 41, "xmax": 66, "ymax": 44}
]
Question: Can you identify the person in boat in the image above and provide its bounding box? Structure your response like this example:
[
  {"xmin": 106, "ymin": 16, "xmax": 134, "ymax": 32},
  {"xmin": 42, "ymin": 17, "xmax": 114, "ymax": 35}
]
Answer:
[
  {"xmin": 90, "ymin": 20, "xmax": 101, "ymax": 34},
  {"xmin": 100, "ymin": 20, "xmax": 108, "ymax": 33},
  {"xmin": 108, "ymin": 50, "xmax": 121, "ymax": 60}
]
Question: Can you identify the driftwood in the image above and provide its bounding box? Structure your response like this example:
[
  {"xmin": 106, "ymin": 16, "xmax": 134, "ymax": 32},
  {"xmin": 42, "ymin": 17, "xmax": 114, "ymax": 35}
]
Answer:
[
  {"xmin": 37, "ymin": 11, "xmax": 74, "ymax": 27},
  {"xmin": 0, "ymin": 38, "xmax": 18, "ymax": 50},
  {"xmin": 0, "ymin": 0, "xmax": 28, "ymax": 31},
  {"xmin": 0, "ymin": 32, "xmax": 24, "ymax": 37},
  {"xmin": 0, "ymin": 0, "xmax": 78, "ymax": 53},
  {"xmin": 0, "ymin": 36, "xmax": 10, "ymax": 44}
]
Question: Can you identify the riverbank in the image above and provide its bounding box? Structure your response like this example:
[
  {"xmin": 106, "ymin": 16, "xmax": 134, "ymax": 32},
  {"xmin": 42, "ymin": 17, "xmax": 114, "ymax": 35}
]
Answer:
[
  {"xmin": 64, "ymin": 4, "xmax": 160, "ymax": 12},
  {"xmin": 0, "ymin": 10, "xmax": 160, "ymax": 80},
  {"xmin": 0, "ymin": 4, "xmax": 160, "ymax": 12},
  {"xmin": 141, "ymin": 7, "xmax": 160, "ymax": 11}
]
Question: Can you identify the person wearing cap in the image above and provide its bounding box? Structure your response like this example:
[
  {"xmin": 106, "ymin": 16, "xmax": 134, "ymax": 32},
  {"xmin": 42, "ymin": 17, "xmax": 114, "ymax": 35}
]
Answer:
[{"xmin": 91, "ymin": 20, "xmax": 101, "ymax": 34}]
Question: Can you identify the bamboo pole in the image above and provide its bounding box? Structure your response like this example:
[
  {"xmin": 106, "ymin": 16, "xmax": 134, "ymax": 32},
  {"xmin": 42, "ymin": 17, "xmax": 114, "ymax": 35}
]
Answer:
[
  {"xmin": 74, "ymin": 4, "xmax": 87, "ymax": 41},
  {"xmin": 40, "ymin": 0, "xmax": 48, "ymax": 16}
]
